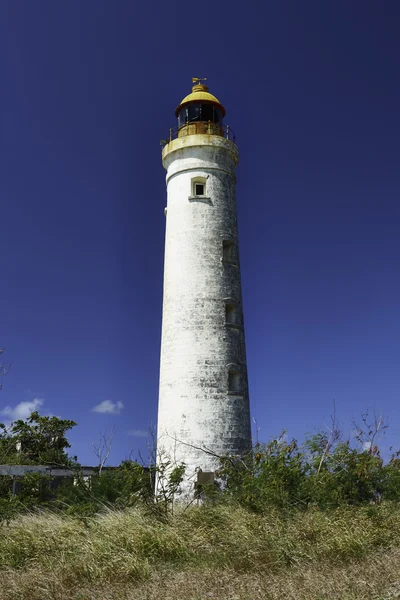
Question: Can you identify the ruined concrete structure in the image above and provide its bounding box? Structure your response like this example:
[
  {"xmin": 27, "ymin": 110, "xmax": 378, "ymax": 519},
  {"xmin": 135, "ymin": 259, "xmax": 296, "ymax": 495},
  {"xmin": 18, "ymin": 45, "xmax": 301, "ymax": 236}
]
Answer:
[{"xmin": 156, "ymin": 80, "xmax": 251, "ymax": 497}]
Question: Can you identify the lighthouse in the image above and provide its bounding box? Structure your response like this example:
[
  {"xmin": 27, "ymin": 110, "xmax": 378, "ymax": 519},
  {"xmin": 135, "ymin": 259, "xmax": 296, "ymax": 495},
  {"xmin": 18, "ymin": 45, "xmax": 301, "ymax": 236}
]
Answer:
[{"xmin": 156, "ymin": 80, "xmax": 251, "ymax": 497}]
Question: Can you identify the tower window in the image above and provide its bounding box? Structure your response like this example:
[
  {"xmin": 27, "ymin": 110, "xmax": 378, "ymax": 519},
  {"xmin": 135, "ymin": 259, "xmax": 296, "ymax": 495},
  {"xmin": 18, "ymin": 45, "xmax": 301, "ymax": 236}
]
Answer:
[
  {"xmin": 195, "ymin": 183, "xmax": 204, "ymax": 196},
  {"xmin": 222, "ymin": 240, "xmax": 233, "ymax": 260},
  {"xmin": 228, "ymin": 370, "xmax": 241, "ymax": 393},
  {"xmin": 225, "ymin": 303, "xmax": 237, "ymax": 325},
  {"xmin": 191, "ymin": 177, "xmax": 207, "ymax": 197}
]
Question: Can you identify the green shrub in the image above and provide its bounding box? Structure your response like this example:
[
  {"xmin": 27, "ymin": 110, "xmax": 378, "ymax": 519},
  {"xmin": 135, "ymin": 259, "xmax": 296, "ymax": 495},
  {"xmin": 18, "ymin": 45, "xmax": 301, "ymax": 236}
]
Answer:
[{"xmin": 217, "ymin": 427, "xmax": 398, "ymax": 513}]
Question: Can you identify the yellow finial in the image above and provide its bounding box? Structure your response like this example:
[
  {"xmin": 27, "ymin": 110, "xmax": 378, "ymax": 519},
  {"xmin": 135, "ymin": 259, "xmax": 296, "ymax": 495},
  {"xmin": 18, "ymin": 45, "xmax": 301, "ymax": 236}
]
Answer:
[{"xmin": 192, "ymin": 77, "xmax": 207, "ymax": 85}]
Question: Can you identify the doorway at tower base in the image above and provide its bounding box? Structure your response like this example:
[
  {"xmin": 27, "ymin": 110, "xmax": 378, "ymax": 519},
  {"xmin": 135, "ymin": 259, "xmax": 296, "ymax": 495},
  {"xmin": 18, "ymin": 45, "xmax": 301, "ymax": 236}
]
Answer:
[
  {"xmin": 194, "ymin": 470, "xmax": 216, "ymax": 504},
  {"xmin": 154, "ymin": 447, "xmax": 221, "ymax": 503},
  {"xmin": 155, "ymin": 469, "xmax": 217, "ymax": 504}
]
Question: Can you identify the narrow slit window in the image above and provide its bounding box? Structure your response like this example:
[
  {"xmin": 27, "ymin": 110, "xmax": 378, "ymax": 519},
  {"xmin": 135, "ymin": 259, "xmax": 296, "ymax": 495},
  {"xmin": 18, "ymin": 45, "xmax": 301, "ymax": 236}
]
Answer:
[
  {"xmin": 228, "ymin": 370, "xmax": 240, "ymax": 392},
  {"xmin": 225, "ymin": 303, "xmax": 236, "ymax": 325},
  {"xmin": 223, "ymin": 240, "xmax": 233, "ymax": 260}
]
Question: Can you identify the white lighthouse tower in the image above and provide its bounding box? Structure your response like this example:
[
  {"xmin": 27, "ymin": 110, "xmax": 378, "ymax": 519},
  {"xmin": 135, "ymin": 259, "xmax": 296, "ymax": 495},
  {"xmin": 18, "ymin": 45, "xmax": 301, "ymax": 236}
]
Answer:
[{"xmin": 157, "ymin": 80, "xmax": 251, "ymax": 497}]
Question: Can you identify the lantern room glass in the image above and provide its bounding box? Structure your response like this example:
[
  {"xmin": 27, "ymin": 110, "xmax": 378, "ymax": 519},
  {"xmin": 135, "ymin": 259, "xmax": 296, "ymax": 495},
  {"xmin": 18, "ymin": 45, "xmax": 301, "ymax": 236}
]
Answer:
[{"xmin": 177, "ymin": 103, "xmax": 223, "ymax": 129}]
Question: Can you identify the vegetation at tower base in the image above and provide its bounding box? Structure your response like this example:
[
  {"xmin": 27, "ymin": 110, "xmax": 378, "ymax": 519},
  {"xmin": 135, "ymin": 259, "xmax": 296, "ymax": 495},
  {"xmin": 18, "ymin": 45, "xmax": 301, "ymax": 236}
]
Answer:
[
  {"xmin": 216, "ymin": 411, "xmax": 400, "ymax": 513},
  {"xmin": 1, "ymin": 409, "xmax": 400, "ymax": 515},
  {"xmin": 1, "ymin": 411, "xmax": 400, "ymax": 598},
  {"xmin": 216, "ymin": 436, "xmax": 389, "ymax": 513}
]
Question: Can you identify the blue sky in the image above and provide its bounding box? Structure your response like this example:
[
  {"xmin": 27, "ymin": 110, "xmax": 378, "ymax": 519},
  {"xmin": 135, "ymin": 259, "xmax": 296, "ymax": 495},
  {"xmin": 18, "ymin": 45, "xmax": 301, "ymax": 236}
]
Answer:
[{"xmin": 1, "ymin": 1, "xmax": 399, "ymax": 465}]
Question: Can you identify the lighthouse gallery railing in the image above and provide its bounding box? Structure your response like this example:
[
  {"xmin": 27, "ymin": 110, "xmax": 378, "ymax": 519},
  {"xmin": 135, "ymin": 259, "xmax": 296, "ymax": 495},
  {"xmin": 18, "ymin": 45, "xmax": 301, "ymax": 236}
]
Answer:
[{"xmin": 161, "ymin": 123, "xmax": 236, "ymax": 147}]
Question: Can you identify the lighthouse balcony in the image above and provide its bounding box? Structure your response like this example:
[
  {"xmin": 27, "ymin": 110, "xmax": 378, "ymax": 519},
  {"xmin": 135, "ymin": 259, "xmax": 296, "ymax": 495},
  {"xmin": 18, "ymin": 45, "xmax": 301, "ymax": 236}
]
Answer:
[{"xmin": 162, "ymin": 122, "xmax": 236, "ymax": 146}]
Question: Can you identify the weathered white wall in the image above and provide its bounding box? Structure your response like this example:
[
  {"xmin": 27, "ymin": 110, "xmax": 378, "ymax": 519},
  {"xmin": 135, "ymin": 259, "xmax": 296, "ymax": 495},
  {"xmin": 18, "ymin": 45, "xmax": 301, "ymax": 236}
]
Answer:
[{"xmin": 157, "ymin": 134, "xmax": 251, "ymax": 497}]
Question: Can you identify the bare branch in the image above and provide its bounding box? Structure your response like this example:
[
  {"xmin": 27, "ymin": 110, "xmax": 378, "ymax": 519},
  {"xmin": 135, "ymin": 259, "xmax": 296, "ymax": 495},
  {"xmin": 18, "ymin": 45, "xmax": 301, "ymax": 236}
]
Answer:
[
  {"xmin": 353, "ymin": 409, "xmax": 388, "ymax": 455},
  {"xmin": 252, "ymin": 416, "xmax": 261, "ymax": 446},
  {"xmin": 92, "ymin": 428, "xmax": 115, "ymax": 475},
  {"xmin": 0, "ymin": 348, "xmax": 11, "ymax": 391},
  {"xmin": 317, "ymin": 399, "xmax": 341, "ymax": 475},
  {"xmin": 167, "ymin": 434, "xmax": 252, "ymax": 473}
]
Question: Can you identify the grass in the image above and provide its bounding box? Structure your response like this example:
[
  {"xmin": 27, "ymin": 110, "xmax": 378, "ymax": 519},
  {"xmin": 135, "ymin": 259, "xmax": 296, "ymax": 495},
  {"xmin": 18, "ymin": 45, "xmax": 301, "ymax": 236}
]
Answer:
[{"xmin": 0, "ymin": 502, "xmax": 399, "ymax": 599}]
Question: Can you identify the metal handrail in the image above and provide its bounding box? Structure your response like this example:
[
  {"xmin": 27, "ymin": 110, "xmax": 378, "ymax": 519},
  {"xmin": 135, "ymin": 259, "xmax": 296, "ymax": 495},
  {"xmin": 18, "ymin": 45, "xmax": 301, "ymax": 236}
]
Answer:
[{"xmin": 161, "ymin": 122, "xmax": 236, "ymax": 147}]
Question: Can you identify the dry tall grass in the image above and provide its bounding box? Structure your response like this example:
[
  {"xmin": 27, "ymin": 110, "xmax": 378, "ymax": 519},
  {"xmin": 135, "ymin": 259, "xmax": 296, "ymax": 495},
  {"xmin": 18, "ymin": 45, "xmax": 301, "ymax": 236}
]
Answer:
[{"xmin": 1, "ymin": 503, "xmax": 399, "ymax": 600}]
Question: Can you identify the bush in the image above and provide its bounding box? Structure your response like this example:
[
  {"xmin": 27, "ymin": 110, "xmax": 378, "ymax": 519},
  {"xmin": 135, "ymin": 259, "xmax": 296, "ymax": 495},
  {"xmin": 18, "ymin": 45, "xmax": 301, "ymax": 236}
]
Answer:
[
  {"xmin": 217, "ymin": 426, "xmax": 398, "ymax": 513},
  {"xmin": 54, "ymin": 461, "xmax": 153, "ymax": 516}
]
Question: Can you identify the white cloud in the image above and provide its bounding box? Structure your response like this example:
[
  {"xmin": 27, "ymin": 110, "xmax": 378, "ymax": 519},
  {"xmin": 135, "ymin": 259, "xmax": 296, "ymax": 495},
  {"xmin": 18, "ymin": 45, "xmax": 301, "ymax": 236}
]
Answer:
[
  {"xmin": 0, "ymin": 398, "xmax": 44, "ymax": 421},
  {"xmin": 127, "ymin": 429, "xmax": 148, "ymax": 438},
  {"xmin": 92, "ymin": 400, "xmax": 124, "ymax": 415}
]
